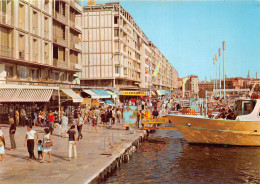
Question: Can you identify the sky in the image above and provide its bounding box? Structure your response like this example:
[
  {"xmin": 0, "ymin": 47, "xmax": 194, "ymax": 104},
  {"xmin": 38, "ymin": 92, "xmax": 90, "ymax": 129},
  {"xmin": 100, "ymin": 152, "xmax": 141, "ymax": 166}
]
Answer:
[{"xmin": 83, "ymin": 0, "xmax": 260, "ymax": 81}]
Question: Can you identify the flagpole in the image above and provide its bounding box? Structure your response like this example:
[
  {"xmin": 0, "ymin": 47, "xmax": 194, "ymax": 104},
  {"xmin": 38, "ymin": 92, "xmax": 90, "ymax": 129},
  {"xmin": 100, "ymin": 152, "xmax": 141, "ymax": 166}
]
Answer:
[
  {"xmin": 149, "ymin": 57, "xmax": 151, "ymax": 109},
  {"xmin": 223, "ymin": 41, "xmax": 226, "ymax": 99},
  {"xmin": 219, "ymin": 48, "xmax": 222, "ymax": 98}
]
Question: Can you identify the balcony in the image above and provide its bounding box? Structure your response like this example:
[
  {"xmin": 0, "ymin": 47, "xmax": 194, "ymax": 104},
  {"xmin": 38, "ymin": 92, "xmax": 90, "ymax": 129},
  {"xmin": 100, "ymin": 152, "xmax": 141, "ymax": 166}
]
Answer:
[
  {"xmin": 53, "ymin": 58, "xmax": 68, "ymax": 68},
  {"xmin": 53, "ymin": 11, "xmax": 67, "ymax": 25},
  {"xmin": 32, "ymin": 26, "xmax": 38, "ymax": 35},
  {"xmin": 53, "ymin": 33, "xmax": 67, "ymax": 47},
  {"xmin": 44, "ymin": 31, "xmax": 49, "ymax": 39},
  {"xmin": 0, "ymin": 45, "xmax": 12, "ymax": 57},
  {"xmin": 0, "ymin": 12, "xmax": 12, "ymax": 26}
]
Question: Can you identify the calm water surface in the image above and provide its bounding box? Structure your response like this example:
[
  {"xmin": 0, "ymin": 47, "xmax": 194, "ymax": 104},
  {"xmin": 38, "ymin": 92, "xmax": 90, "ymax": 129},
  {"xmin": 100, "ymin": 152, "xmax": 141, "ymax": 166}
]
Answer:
[{"xmin": 105, "ymin": 130, "xmax": 260, "ymax": 184}]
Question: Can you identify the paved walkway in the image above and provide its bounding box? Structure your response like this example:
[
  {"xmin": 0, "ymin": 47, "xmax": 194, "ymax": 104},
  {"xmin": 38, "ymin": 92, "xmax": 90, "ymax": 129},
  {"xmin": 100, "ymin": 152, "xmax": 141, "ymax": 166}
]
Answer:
[{"xmin": 0, "ymin": 124, "xmax": 145, "ymax": 184}]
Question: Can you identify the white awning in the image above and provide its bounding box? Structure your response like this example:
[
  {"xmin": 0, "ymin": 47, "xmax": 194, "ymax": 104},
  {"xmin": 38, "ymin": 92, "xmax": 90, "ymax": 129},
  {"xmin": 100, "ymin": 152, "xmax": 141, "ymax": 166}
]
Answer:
[
  {"xmin": 61, "ymin": 89, "xmax": 83, "ymax": 103},
  {"xmin": 82, "ymin": 89, "xmax": 100, "ymax": 99},
  {"xmin": 0, "ymin": 85, "xmax": 56, "ymax": 102}
]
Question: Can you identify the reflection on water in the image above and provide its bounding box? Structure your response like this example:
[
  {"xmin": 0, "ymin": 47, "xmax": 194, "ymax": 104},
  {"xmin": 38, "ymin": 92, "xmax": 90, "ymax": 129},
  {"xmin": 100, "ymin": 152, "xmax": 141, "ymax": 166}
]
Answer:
[{"xmin": 105, "ymin": 130, "xmax": 260, "ymax": 184}]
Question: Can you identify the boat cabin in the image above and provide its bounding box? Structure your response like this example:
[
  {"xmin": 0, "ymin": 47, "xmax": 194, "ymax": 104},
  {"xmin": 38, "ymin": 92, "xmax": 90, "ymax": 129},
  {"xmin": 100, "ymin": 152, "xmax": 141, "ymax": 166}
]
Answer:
[{"xmin": 235, "ymin": 99, "xmax": 260, "ymax": 121}]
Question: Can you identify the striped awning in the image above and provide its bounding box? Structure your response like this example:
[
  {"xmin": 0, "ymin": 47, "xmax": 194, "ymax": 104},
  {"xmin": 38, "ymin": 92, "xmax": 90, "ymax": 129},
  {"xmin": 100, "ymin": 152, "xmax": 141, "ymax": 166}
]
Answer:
[
  {"xmin": 91, "ymin": 89, "xmax": 111, "ymax": 99},
  {"xmin": 82, "ymin": 89, "xmax": 100, "ymax": 99},
  {"xmin": 106, "ymin": 90, "xmax": 117, "ymax": 98},
  {"xmin": 61, "ymin": 89, "xmax": 83, "ymax": 103},
  {"xmin": 0, "ymin": 88, "xmax": 53, "ymax": 102}
]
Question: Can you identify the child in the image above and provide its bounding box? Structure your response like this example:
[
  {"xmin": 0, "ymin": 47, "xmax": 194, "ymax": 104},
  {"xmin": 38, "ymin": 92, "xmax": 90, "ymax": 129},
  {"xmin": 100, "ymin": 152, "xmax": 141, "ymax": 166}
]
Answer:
[
  {"xmin": 0, "ymin": 137, "xmax": 5, "ymax": 161},
  {"xmin": 37, "ymin": 140, "xmax": 43, "ymax": 160}
]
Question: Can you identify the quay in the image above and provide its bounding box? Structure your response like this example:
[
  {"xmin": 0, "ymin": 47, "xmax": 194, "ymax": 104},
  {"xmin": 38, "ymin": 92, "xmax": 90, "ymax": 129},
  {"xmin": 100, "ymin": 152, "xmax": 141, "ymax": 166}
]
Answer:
[{"xmin": 0, "ymin": 124, "xmax": 147, "ymax": 184}]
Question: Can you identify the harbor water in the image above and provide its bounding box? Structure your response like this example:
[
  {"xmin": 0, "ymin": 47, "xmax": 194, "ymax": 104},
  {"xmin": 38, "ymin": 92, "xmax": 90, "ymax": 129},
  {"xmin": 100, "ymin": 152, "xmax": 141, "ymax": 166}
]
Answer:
[{"xmin": 105, "ymin": 130, "xmax": 260, "ymax": 183}]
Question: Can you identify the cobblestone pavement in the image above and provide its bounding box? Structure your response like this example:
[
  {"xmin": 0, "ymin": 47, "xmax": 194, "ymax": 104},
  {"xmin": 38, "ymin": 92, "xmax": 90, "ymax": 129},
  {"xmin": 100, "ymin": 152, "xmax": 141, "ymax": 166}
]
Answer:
[{"xmin": 0, "ymin": 123, "xmax": 144, "ymax": 184}]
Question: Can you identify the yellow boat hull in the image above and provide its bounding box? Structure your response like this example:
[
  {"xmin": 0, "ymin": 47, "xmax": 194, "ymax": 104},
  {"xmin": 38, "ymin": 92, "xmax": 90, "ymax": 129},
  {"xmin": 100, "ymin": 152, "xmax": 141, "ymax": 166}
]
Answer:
[{"xmin": 167, "ymin": 115, "xmax": 260, "ymax": 146}]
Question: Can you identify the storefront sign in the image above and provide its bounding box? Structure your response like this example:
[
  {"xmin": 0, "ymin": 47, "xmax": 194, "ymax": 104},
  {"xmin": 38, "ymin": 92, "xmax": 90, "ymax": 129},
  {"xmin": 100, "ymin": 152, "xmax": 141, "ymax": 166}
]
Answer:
[
  {"xmin": 142, "ymin": 110, "xmax": 150, "ymax": 118},
  {"xmin": 120, "ymin": 91, "xmax": 146, "ymax": 96}
]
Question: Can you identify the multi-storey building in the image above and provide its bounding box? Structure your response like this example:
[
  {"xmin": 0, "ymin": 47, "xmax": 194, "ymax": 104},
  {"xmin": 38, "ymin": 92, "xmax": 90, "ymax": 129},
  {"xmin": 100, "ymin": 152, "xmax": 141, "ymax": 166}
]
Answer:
[
  {"xmin": 81, "ymin": 2, "xmax": 178, "ymax": 90},
  {"xmin": 0, "ymin": 0, "xmax": 83, "ymax": 85}
]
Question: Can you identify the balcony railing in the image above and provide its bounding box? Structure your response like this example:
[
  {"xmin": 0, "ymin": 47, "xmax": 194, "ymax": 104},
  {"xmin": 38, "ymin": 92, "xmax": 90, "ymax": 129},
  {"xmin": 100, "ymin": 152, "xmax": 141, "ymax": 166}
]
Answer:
[
  {"xmin": 53, "ymin": 11, "xmax": 67, "ymax": 24},
  {"xmin": 53, "ymin": 33, "xmax": 67, "ymax": 46},
  {"xmin": 53, "ymin": 58, "xmax": 68, "ymax": 68},
  {"xmin": 0, "ymin": 45, "xmax": 12, "ymax": 57},
  {"xmin": 44, "ymin": 31, "xmax": 49, "ymax": 39},
  {"xmin": 0, "ymin": 12, "xmax": 12, "ymax": 25}
]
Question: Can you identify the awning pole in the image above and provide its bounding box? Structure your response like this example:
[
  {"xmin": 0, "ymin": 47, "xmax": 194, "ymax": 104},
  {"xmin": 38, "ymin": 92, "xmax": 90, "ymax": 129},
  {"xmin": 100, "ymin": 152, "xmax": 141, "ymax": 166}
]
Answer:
[{"xmin": 58, "ymin": 87, "xmax": 61, "ymax": 122}]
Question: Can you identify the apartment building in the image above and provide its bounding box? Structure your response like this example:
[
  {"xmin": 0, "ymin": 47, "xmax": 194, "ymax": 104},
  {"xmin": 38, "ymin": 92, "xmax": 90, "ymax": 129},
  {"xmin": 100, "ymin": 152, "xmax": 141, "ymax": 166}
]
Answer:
[
  {"xmin": 0, "ymin": 0, "xmax": 82, "ymax": 85},
  {"xmin": 81, "ymin": 2, "xmax": 178, "ymax": 90}
]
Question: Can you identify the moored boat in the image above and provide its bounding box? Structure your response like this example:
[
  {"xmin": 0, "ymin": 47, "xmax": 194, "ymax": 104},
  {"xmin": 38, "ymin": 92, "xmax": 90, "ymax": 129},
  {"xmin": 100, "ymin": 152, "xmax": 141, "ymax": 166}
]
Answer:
[{"xmin": 167, "ymin": 99, "xmax": 260, "ymax": 146}]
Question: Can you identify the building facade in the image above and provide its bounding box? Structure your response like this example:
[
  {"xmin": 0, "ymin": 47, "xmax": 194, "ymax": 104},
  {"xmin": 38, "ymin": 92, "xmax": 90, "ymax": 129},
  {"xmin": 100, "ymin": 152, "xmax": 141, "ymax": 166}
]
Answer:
[
  {"xmin": 0, "ymin": 0, "xmax": 83, "ymax": 85},
  {"xmin": 81, "ymin": 2, "xmax": 178, "ymax": 90}
]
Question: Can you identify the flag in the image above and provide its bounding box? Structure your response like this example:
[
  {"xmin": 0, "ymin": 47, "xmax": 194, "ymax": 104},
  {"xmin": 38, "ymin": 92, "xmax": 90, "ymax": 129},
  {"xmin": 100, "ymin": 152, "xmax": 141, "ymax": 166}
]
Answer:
[
  {"xmin": 213, "ymin": 58, "xmax": 215, "ymax": 64},
  {"xmin": 153, "ymin": 61, "xmax": 160, "ymax": 78},
  {"xmin": 78, "ymin": 37, "xmax": 81, "ymax": 41},
  {"xmin": 219, "ymin": 48, "xmax": 221, "ymax": 56},
  {"xmin": 145, "ymin": 69, "xmax": 149, "ymax": 74},
  {"xmin": 215, "ymin": 54, "xmax": 217, "ymax": 61},
  {"xmin": 145, "ymin": 57, "xmax": 149, "ymax": 62},
  {"xmin": 223, "ymin": 41, "xmax": 225, "ymax": 50}
]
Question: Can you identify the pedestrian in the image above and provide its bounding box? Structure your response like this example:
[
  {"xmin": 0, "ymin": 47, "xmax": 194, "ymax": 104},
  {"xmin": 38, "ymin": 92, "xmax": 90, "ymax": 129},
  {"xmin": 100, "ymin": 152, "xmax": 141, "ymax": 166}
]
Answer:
[
  {"xmin": 100, "ymin": 109, "xmax": 106, "ymax": 127},
  {"xmin": 38, "ymin": 110, "xmax": 43, "ymax": 126},
  {"xmin": 0, "ymin": 126, "xmax": 5, "ymax": 148},
  {"xmin": 152, "ymin": 108, "xmax": 159, "ymax": 119},
  {"xmin": 24, "ymin": 125, "xmax": 39, "ymax": 160},
  {"xmin": 67, "ymin": 125, "xmax": 77, "ymax": 161},
  {"xmin": 61, "ymin": 114, "xmax": 69, "ymax": 137},
  {"xmin": 0, "ymin": 137, "xmax": 5, "ymax": 161},
  {"xmin": 20, "ymin": 107, "xmax": 27, "ymax": 127},
  {"xmin": 15, "ymin": 109, "xmax": 19, "ymax": 126},
  {"xmin": 116, "ymin": 108, "xmax": 121, "ymax": 124},
  {"xmin": 107, "ymin": 107, "xmax": 112, "ymax": 125},
  {"xmin": 92, "ymin": 116, "xmax": 98, "ymax": 133},
  {"xmin": 40, "ymin": 128, "xmax": 52, "ymax": 163},
  {"xmin": 76, "ymin": 113, "xmax": 83, "ymax": 140},
  {"xmin": 37, "ymin": 140, "xmax": 43, "ymax": 160},
  {"xmin": 9, "ymin": 118, "xmax": 16, "ymax": 151},
  {"xmin": 48, "ymin": 110, "xmax": 54, "ymax": 135},
  {"xmin": 94, "ymin": 107, "xmax": 101, "ymax": 124},
  {"xmin": 112, "ymin": 108, "xmax": 116, "ymax": 125}
]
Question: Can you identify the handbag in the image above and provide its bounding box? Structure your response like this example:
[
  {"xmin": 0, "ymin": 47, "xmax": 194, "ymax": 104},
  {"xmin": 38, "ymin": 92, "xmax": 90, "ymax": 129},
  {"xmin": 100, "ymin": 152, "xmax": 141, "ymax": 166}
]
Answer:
[{"xmin": 45, "ymin": 141, "xmax": 53, "ymax": 147}]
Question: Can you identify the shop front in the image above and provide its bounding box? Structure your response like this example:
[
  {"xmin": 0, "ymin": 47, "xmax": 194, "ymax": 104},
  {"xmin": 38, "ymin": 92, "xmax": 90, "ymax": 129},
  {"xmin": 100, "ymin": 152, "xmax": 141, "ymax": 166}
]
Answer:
[{"xmin": 0, "ymin": 85, "xmax": 59, "ymax": 124}]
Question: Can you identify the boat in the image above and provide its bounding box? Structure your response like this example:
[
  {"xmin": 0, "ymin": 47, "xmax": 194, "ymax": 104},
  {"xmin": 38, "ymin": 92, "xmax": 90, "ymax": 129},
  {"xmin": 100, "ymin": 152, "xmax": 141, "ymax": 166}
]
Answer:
[{"xmin": 167, "ymin": 98, "xmax": 260, "ymax": 146}]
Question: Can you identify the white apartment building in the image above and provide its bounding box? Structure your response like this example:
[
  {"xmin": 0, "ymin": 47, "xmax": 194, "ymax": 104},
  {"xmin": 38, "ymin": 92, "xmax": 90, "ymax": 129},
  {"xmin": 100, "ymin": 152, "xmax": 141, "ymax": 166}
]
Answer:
[{"xmin": 81, "ymin": 2, "xmax": 178, "ymax": 90}]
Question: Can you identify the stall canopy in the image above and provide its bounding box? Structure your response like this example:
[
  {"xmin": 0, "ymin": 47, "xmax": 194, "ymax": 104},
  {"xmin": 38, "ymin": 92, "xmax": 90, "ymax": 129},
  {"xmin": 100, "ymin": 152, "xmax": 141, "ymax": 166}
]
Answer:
[
  {"xmin": 82, "ymin": 89, "xmax": 100, "ymax": 99},
  {"xmin": 157, "ymin": 90, "xmax": 170, "ymax": 96},
  {"xmin": 0, "ymin": 85, "xmax": 57, "ymax": 102},
  {"xmin": 110, "ymin": 89, "xmax": 122, "ymax": 95},
  {"xmin": 105, "ymin": 100, "xmax": 114, "ymax": 105},
  {"xmin": 91, "ymin": 89, "xmax": 111, "ymax": 99},
  {"xmin": 106, "ymin": 90, "xmax": 117, "ymax": 99},
  {"xmin": 61, "ymin": 89, "xmax": 83, "ymax": 103}
]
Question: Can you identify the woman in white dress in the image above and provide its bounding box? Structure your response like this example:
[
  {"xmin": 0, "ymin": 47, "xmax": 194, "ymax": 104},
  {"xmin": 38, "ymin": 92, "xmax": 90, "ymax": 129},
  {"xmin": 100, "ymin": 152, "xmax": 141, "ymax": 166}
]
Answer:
[{"xmin": 40, "ymin": 128, "xmax": 52, "ymax": 163}]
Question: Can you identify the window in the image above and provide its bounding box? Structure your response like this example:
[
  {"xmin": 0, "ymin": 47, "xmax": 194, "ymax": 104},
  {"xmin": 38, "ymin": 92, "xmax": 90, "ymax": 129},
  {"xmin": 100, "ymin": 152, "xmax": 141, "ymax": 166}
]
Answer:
[
  {"xmin": 18, "ymin": 4, "xmax": 24, "ymax": 29},
  {"xmin": 5, "ymin": 65, "xmax": 13, "ymax": 78},
  {"xmin": 114, "ymin": 29, "xmax": 119, "ymax": 37},
  {"xmin": 115, "ymin": 66, "xmax": 119, "ymax": 74},
  {"xmin": 114, "ymin": 17, "xmax": 118, "ymax": 24}
]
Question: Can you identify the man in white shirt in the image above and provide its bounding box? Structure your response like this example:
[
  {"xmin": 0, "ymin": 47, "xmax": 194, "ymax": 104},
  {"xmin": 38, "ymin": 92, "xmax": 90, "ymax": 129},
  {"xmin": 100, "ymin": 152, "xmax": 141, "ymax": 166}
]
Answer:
[{"xmin": 24, "ymin": 125, "xmax": 39, "ymax": 160}]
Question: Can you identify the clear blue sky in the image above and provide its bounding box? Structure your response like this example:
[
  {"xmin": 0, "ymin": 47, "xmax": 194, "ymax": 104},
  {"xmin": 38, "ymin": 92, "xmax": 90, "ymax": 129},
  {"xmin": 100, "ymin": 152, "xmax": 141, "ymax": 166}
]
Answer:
[{"xmin": 83, "ymin": 0, "xmax": 260, "ymax": 81}]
